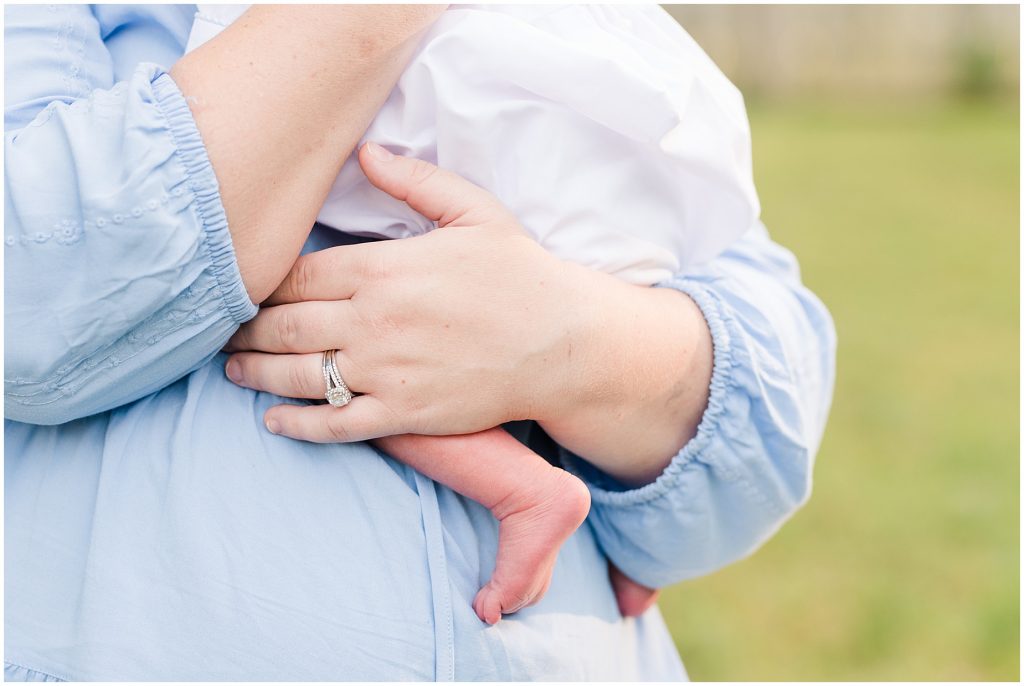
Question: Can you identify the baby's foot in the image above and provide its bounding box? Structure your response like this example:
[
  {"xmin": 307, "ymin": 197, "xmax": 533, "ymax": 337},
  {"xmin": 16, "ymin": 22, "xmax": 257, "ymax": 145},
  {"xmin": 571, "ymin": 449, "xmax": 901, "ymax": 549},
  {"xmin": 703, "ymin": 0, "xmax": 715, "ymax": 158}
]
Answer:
[
  {"xmin": 472, "ymin": 469, "xmax": 591, "ymax": 624},
  {"xmin": 608, "ymin": 561, "xmax": 660, "ymax": 617}
]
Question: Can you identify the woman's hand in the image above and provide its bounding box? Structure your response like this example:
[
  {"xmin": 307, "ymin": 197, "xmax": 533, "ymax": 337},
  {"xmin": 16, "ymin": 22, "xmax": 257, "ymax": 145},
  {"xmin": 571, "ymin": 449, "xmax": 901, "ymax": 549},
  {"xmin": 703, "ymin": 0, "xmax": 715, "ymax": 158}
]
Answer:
[
  {"xmin": 226, "ymin": 143, "xmax": 713, "ymax": 485},
  {"xmin": 226, "ymin": 143, "xmax": 588, "ymax": 439}
]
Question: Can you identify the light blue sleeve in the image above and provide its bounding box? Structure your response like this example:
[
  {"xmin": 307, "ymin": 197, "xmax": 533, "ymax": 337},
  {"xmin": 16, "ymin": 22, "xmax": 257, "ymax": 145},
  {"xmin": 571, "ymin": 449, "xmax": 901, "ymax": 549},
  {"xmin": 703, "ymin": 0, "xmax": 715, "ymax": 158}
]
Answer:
[
  {"xmin": 561, "ymin": 223, "xmax": 837, "ymax": 588},
  {"xmin": 4, "ymin": 5, "xmax": 257, "ymax": 425}
]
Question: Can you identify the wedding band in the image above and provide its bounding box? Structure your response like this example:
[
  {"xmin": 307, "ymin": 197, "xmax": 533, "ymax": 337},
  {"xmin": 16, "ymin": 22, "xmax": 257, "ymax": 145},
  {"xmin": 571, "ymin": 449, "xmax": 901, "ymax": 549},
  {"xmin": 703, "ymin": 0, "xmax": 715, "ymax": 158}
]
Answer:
[{"xmin": 322, "ymin": 350, "xmax": 353, "ymax": 407}]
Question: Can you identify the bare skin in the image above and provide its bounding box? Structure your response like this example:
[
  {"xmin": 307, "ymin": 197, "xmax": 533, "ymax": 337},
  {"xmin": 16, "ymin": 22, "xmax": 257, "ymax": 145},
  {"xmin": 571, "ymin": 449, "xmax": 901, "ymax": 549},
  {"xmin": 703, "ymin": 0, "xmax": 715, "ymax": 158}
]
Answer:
[
  {"xmin": 375, "ymin": 429, "xmax": 591, "ymax": 624},
  {"xmin": 227, "ymin": 146, "xmax": 706, "ymax": 622},
  {"xmin": 609, "ymin": 561, "xmax": 661, "ymax": 617},
  {"xmin": 376, "ymin": 431, "xmax": 657, "ymax": 623}
]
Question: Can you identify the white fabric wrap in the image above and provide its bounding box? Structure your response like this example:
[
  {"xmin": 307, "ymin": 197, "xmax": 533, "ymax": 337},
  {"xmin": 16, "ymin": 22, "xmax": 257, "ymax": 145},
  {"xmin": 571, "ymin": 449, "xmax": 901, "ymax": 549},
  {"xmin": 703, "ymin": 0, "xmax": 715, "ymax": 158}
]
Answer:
[{"xmin": 187, "ymin": 4, "xmax": 760, "ymax": 285}]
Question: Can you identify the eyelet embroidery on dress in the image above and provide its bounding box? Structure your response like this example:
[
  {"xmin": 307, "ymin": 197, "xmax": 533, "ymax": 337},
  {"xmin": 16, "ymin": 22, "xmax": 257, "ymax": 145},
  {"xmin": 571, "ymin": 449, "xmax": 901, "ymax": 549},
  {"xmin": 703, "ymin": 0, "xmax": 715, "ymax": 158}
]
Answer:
[
  {"xmin": 56, "ymin": 20, "xmax": 73, "ymax": 95},
  {"xmin": 54, "ymin": 219, "xmax": 81, "ymax": 245},
  {"xmin": 5, "ymin": 278, "xmax": 224, "ymax": 393},
  {"xmin": 8, "ymin": 192, "xmax": 184, "ymax": 246},
  {"xmin": 53, "ymin": 9, "xmax": 88, "ymax": 100}
]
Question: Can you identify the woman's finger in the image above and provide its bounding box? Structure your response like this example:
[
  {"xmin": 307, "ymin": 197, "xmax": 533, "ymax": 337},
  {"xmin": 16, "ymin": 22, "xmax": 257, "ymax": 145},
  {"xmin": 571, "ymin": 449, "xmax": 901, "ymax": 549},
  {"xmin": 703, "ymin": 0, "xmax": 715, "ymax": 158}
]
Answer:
[
  {"xmin": 358, "ymin": 142, "xmax": 510, "ymax": 227},
  {"xmin": 265, "ymin": 240, "xmax": 386, "ymax": 306},
  {"xmin": 226, "ymin": 349, "xmax": 363, "ymax": 399},
  {"xmin": 264, "ymin": 396, "xmax": 403, "ymax": 443},
  {"xmin": 226, "ymin": 300, "xmax": 358, "ymax": 353},
  {"xmin": 266, "ymin": 149, "xmax": 524, "ymax": 307}
]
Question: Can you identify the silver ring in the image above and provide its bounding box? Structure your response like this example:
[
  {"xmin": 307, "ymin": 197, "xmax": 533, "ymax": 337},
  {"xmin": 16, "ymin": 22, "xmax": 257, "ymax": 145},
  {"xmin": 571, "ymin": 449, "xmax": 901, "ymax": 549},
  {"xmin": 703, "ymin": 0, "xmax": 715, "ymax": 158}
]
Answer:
[{"xmin": 322, "ymin": 350, "xmax": 353, "ymax": 407}]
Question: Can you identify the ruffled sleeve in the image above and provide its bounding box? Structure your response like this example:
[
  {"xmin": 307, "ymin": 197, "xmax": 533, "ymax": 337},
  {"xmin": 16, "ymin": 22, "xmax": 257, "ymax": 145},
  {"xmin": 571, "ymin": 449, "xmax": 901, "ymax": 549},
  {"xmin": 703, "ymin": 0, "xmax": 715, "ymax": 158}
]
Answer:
[
  {"xmin": 4, "ymin": 4, "xmax": 256, "ymax": 425},
  {"xmin": 562, "ymin": 224, "xmax": 836, "ymax": 588}
]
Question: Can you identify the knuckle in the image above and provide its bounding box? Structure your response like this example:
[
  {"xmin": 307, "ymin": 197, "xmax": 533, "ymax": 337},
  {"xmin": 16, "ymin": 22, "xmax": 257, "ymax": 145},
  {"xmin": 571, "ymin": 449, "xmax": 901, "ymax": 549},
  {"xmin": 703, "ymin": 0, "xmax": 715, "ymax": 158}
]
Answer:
[
  {"xmin": 396, "ymin": 399, "xmax": 428, "ymax": 434},
  {"xmin": 408, "ymin": 158, "xmax": 439, "ymax": 188},
  {"xmin": 370, "ymin": 405, "xmax": 403, "ymax": 439},
  {"xmin": 382, "ymin": 405, "xmax": 404, "ymax": 436},
  {"xmin": 357, "ymin": 300, "xmax": 401, "ymax": 339},
  {"xmin": 370, "ymin": 311, "xmax": 401, "ymax": 338},
  {"xmin": 290, "ymin": 256, "xmax": 317, "ymax": 301},
  {"xmin": 323, "ymin": 413, "xmax": 355, "ymax": 443},
  {"xmin": 288, "ymin": 359, "xmax": 316, "ymax": 398},
  {"xmin": 405, "ymin": 161, "xmax": 440, "ymax": 212},
  {"xmin": 357, "ymin": 249, "xmax": 390, "ymax": 285},
  {"xmin": 277, "ymin": 309, "xmax": 302, "ymax": 350},
  {"xmin": 230, "ymin": 325, "xmax": 251, "ymax": 351},
  {"xmin": 370, "ymin": 251, "xmax": 393, "ymax": 282}
]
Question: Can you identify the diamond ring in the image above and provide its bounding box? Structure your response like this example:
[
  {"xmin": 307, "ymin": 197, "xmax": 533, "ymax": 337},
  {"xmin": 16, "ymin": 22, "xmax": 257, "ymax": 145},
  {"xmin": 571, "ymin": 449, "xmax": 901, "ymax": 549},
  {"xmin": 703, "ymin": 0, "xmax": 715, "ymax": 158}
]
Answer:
[{"xmin": 322, "ymin": 349, "xmax": 353, "ymax": 407}]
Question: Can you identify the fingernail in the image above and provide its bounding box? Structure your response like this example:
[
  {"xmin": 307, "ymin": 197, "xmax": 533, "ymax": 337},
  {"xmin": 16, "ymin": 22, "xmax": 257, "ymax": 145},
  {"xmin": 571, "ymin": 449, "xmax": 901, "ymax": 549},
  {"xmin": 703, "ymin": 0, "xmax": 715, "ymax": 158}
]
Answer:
[
  {"xmin": 265, "ymin": 418, "xmax": 280, "ymax": 434},
  {"xmin": 225, "ymin": 359, "xmax": 243, "ymax": 384},
  {"xmin": 365, "ymin": 141, "xmax": 395, "ymax": 162}
]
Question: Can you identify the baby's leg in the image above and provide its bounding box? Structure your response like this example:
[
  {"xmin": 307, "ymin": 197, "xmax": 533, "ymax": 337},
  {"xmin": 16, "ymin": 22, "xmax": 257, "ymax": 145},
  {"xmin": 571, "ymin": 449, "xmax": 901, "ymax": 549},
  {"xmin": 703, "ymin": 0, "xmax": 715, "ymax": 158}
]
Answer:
[
  {"xmin": 374, "ymin": 429, "xmax": 591, "ymax": 624},
  {"xmin": 608, "ymin": 561, "xmax": 661, "ymax": 618}
]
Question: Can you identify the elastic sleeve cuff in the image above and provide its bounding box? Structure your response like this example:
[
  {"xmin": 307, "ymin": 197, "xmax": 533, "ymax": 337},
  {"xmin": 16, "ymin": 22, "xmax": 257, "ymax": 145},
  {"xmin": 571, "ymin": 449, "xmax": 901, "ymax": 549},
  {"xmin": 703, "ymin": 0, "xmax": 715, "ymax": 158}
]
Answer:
[
  {"xmin": 559, "ymin": 277, "xmax": 734, "ymax": 507},
  {"xmin": 150, "ymin": 68, "xmax": 257, "ymax": 325}
]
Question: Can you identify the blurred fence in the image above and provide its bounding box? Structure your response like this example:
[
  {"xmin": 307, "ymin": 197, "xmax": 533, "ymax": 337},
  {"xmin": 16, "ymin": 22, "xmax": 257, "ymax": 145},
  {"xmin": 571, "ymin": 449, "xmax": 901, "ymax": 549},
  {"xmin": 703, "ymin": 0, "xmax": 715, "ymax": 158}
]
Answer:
[{"xmin": 662, "ymin": 4, "xmax": 1020, "ymax": 102}]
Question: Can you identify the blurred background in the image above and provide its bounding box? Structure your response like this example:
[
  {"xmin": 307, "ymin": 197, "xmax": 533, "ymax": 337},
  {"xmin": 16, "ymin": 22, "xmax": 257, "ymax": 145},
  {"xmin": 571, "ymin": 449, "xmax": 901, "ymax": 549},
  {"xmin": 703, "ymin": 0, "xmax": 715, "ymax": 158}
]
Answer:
[{"xmin": 657, "ymin": 4, "xmax": 1019, "ymax": 681}]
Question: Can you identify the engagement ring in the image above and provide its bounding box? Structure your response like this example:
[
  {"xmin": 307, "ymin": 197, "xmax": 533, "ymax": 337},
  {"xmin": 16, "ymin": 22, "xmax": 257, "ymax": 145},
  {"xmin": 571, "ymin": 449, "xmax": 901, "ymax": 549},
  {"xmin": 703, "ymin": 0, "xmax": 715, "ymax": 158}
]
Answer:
[{"xmin": 322, "ymin": 349, "xmax": 353, "ymax": 407}]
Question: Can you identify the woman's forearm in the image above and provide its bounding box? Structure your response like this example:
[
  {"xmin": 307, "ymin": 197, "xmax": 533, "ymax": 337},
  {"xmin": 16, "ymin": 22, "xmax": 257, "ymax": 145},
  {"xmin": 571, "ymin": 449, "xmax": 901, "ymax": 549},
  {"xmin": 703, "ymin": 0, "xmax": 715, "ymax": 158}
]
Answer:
[
  {"xmin": 538, "ymin": 264, "xmax": 714, "ymax": 487},
  {"xmin": 170, "ymin": 4, "xmax": 444, "ymax": 303}
]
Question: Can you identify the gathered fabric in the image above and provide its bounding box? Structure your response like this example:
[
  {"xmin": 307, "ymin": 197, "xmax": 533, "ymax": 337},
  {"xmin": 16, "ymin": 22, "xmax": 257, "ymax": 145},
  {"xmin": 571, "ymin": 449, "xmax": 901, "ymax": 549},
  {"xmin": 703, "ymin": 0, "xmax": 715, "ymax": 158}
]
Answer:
[{"xmin": 189, "ymin": 3, "xmax": 760, "ymax": 286}]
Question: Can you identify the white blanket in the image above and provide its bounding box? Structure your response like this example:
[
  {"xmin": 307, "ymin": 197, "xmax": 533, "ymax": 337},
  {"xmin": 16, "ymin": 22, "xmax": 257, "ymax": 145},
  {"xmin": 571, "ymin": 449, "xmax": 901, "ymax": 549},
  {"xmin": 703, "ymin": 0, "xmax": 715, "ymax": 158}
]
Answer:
[{"xmin": 187, "ymin": 4, "xmax": 760, "ymax": 285}]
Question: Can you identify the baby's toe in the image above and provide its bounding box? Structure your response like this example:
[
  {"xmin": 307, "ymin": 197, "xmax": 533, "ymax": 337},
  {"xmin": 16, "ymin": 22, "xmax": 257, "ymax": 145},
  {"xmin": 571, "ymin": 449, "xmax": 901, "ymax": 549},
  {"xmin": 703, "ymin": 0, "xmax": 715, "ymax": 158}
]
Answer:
[{"xmin": 473, "ymin": 584, "xmax": 504, "ymax": 625}]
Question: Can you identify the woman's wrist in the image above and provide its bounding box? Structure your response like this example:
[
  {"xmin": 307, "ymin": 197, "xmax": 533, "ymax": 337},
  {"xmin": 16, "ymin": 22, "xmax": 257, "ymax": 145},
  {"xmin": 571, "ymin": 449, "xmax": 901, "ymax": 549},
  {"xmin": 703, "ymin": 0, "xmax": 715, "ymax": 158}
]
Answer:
[{"xmin": 537, "ymin": 261, "xmax": 714, "ymax": 487}]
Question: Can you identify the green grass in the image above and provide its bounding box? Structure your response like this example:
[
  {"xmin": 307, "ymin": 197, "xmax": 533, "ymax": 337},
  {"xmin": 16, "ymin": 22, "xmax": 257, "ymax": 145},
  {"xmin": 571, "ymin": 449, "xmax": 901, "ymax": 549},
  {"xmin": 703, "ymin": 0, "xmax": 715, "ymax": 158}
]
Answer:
[{"xmin": 658, "ymin": 101, "xmax": 1020, "ymax": 681}]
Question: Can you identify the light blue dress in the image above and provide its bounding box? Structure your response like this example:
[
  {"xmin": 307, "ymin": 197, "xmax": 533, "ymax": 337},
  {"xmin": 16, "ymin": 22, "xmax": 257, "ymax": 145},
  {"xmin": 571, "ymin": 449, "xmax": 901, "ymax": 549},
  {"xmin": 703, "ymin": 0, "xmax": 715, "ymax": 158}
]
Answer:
[{"xmin": 4, "ymin": 4, "xmax": 837, "ymax": 681}]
